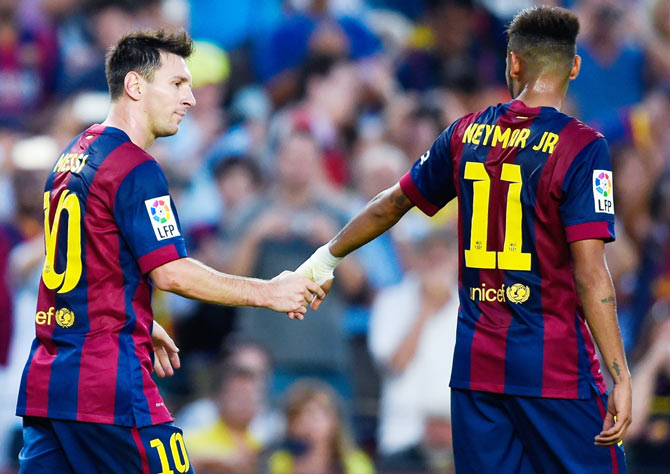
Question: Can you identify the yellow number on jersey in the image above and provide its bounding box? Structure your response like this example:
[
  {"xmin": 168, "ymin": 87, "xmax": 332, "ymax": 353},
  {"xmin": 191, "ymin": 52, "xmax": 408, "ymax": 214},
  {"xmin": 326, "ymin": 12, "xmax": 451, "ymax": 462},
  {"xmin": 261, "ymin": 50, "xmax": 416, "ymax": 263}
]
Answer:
[
  {"xmin": 42, "ymin": 190, "xmax": 83, "ymax": 293},
  {"xmin": 464, "ymin": 162, "xmax": 496, "ymax": 269},
  {"xmin": 150, "ymin": 434, "xmax": 190, "ymax": 474},
  {"xmin": 464, "ymin": 162, "xmax": 532, "ymax": 271}
]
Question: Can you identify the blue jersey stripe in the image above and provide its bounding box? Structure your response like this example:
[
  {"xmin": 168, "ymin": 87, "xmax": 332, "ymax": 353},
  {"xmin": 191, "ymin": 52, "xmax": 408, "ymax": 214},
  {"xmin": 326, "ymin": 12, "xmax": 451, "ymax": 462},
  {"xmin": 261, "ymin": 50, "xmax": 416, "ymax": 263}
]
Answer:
[
  {"xmin": 116, "ymin": 234, "xmax": 153, "ymax": 426},
  {"xmin": 16, "ymin": 339, "xmax": 40, "ymax": 414}
]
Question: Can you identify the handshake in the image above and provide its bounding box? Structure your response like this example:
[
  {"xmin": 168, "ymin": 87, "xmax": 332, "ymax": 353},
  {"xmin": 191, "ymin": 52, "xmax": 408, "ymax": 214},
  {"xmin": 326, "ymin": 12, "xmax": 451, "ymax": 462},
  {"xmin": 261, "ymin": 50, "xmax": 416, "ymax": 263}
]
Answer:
[{"xmin": 272, "ymin": 244, "xmax": 343, "ymax": 320}]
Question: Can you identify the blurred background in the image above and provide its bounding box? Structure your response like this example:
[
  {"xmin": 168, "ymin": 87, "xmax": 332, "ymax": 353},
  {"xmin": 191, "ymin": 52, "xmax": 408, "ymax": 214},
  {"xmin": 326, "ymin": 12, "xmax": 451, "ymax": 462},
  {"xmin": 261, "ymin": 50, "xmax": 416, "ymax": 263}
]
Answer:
[{"xmin": 0, "ymin": 0, "xmax": 669, "ymax": 472}]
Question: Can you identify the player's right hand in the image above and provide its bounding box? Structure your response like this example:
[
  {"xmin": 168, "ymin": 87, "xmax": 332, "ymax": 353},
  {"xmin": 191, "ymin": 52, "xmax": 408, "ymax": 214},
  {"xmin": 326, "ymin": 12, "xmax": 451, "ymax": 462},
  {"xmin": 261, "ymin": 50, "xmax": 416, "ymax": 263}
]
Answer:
[
  {"xmin": 152, "ymin": 320, "xmax": 180, "ymax": 378},
  {"xmin": 267, "ymin": 271, "xmax": 326, "ymax": 319}
]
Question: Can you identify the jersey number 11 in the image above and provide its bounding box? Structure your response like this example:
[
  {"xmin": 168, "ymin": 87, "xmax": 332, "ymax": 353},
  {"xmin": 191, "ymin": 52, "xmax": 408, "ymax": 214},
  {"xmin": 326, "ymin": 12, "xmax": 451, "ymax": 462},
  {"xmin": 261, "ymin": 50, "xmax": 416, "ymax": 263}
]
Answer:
[{"xmin": 464, "ymin": 162, "xmax": 531, "ymax": 271}]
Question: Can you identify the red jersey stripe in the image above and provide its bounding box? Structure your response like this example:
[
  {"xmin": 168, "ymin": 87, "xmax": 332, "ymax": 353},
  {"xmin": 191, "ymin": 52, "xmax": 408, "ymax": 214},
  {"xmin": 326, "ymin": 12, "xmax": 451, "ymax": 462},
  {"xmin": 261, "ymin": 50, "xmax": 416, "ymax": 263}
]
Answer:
[
  {"xmin": 536, "ymin": 118, "xmax": 603, "ymax": 397},
  {"xmin": 565, "ymin": 221, "xmax": 612, "ymax": 243},
  {"xmin": 468, "ymin": 105, "xmax": 531, "ymax": 391},
  {"xmin": 137, "ymin": 244, "xmax": 182, "ymax": 275}
]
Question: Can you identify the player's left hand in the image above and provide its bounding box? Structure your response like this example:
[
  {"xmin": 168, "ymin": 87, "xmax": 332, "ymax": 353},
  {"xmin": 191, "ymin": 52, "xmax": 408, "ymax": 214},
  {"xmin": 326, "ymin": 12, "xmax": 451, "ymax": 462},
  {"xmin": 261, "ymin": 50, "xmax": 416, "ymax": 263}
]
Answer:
[
  {"xmin": 594, "ymin": 380, "xmax": 632, "ymax": 446},
  {"xmin": 152, "ymin": 320, "xmax": 180, "ymax": 378}
]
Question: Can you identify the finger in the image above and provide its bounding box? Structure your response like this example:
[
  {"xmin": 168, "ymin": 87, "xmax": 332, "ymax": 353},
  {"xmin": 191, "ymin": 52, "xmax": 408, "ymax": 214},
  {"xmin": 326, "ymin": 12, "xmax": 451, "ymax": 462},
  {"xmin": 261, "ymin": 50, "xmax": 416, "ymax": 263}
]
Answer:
[
  {"xmin": 311, "ymin": 294, "xmax": 324, "ymax": 310},
  {"xmin": 598, "ymin": 415, "xmax": 629, "ymax": 438},
  {"xmin": 304, "ymin": 291, "xmax": 314, "ymax": 306},
  {"xmin": 321, "ymin": 279, "xmax": 333, "ymax": 295},
  {"xmin": 601, "ymin": 411, "xmax": 614, "ymax": 433},
  {"xmin": 163, "ymin": 335, "xmax": 179, "ymax": 354},
  {"xmin": 168, "ymin": 350, "xmax": 181, "ymax": 371},
  {"xmin": 306, "ymin": 279, "xmax": 326, "ymax": 299},
  {"xmin": 154, "ymin": 359, "xmax": 165, "ymax": 378},
  {"xmin": 311, "ymin": 280, "xmax": 332, "ymax": 310},
  {"xmin": 288, "ymin": 311, "xmax": 304, "ymax": 320},
  {"xmin": 158, "ymin": 346, "xmax": 174, "ymax": 377},
  {"xmin": 594, "ymin": 431, "xmax": 624, "ymax": 446},
  {"xmin": 595, "ymin": 421, "xmax": 628, "ymax": 445},
  {"xmin": 154, "ymin": 349, "xmax": 166, "ymax": 378}
]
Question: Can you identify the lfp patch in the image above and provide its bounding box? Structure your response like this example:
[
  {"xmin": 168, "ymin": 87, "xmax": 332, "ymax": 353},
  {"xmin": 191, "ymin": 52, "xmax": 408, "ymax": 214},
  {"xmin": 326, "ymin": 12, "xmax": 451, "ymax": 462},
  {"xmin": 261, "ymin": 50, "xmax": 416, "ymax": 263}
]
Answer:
[
  {"xmin": 144, "ymin": 195, "xmax": 181, "ymax": 241},
  {"xmin": 593, "ymin": 170, "xmax": 614, "ymax": 214}
]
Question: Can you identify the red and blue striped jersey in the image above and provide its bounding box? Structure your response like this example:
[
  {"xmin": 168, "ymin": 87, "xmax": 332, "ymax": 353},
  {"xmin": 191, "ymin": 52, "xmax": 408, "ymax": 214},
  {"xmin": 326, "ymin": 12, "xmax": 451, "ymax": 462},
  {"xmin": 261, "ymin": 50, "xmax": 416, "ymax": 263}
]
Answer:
[
  {"xmin": 16, "ymin": 125, "xmax": 187, "ymax": 427},
  {"xmin": 400, "ymin": 100, "xmax": 614, "ymax": 399}
]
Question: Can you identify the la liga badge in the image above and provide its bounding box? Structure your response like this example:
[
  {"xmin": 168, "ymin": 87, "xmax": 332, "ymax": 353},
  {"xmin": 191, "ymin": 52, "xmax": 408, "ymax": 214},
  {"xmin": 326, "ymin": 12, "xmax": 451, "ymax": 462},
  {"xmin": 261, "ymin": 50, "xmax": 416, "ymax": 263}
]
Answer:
[
  {"xmin": 593, "ymin": 170, "xmax": 614, "ymax": 214},
  {"xmin": 145, "ymin": 195, "xmax": 180, "ymax": 241}
]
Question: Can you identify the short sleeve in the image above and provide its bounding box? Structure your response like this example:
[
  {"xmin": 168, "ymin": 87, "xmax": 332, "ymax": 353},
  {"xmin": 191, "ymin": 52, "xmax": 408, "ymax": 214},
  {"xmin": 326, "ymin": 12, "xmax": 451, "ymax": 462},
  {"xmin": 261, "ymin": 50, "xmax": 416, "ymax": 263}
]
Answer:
[
  {"xmin": 560, "ymin": 137, "xmax": 615, "ymax": 243},
  {"xmin": 114, "ymin": 160, "xmax": 187, "ymax": 274},
  {"xmin": 399, "ymin": 120, "xmax": 459, "ymax": 216}
]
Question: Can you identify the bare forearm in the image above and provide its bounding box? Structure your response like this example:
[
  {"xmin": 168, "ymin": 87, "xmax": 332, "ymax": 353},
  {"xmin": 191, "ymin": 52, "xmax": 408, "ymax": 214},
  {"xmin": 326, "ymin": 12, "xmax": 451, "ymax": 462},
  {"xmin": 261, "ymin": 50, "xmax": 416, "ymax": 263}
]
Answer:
[
  {"xmin": 151, "ymin": 258, "xmax": 268, "ymax": 307},
  {"xmin": 329, "ymin": 183, "xmax": 412, "ymax": 258},
  {"xmin": 574, "ymin": 264, "xmax": 630, "ymax": 384}
]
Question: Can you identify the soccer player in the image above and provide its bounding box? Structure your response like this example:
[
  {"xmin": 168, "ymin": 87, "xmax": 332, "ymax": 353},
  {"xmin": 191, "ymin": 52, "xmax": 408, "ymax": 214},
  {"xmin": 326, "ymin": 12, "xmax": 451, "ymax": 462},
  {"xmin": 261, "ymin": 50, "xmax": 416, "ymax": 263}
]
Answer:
[
  {"xmin": 298, "ymin": 6, "xmax": 631, "ymax": 473},
  {"xmin": 16, "ymin": 30, "xmax": 324, "ymax": 474}
]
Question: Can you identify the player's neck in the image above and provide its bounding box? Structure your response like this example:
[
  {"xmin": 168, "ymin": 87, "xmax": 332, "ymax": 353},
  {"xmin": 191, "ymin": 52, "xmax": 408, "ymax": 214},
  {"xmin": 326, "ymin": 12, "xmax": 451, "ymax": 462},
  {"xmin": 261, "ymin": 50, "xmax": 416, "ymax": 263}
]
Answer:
[
  {"xmin": 514, "ymin": 76, "xmax": 567, "ymax": 111},
  {"xmin": 102, "ymin": 103, "xmax": 156, "ymax": 150}
]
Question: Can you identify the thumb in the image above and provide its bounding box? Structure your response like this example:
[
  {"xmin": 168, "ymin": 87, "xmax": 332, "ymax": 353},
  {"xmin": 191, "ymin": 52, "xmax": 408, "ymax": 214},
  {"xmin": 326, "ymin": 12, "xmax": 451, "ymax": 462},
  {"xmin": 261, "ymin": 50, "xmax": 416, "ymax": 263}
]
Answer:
[
  {"xmin": 602, "ymin": 410, "xmax": 614, "ymax": 433},
  {"xmin": 311, "ymin": 279, "xmax": 333, "ymax": 310},
  {"xmin": 163, "ymin": 333, "xmax": 179, "ymax": 352}
]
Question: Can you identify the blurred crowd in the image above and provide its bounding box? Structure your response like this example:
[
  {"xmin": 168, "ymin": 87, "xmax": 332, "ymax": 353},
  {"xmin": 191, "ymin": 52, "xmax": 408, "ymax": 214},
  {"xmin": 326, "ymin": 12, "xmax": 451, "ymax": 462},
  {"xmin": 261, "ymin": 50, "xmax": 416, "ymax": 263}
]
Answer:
[{"xmin": 0, "ymin": 0, "xmax": 669, "ymax": 472}]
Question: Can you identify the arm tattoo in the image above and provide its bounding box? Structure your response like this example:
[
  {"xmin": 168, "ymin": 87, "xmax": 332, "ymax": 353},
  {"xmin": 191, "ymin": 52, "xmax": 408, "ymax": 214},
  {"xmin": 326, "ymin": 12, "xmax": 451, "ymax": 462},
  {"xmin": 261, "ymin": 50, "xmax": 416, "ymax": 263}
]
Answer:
[
  {"xmin": 390, "ymin": 190, "xmax": 410, "ymax": 210},
  {"xmin": 600, "ymin": 296, "xmax": 616, "ymax": 304},
  {"xmin": 612, "ymin": 361, "xmax": 621, "ymax": 378}
]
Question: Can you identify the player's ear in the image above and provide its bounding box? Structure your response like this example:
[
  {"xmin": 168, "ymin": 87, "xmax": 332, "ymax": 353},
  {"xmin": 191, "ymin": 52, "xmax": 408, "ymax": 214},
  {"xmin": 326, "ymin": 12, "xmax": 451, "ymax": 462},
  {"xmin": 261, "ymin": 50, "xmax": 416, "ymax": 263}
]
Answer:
[
  {"xmin": 124, "ymin": 71, "xmax": 143, "ymax": 101},
  {"xmin": 569, "ymin": 55, "xmax": 581, "ymax": 81},
  {"xmin": 508, "ymin": 51, "xmax": 522, "ymax": 80}
]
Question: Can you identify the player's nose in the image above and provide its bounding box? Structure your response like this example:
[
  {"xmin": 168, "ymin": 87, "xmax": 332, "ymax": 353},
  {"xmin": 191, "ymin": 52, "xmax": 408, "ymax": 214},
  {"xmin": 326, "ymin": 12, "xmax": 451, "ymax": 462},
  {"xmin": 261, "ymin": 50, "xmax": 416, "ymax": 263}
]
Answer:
[{"xmin": 183, "ymin": 87, "xmax": 196, "ymax": 108}]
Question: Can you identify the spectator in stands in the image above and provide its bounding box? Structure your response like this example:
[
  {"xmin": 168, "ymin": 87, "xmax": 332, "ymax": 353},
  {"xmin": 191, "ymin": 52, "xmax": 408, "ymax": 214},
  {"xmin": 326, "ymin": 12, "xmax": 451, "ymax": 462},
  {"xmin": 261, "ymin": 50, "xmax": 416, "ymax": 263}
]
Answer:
[
  {"xmin": 268, "ymin": 54, "xmax": 361, "ymax": 188},
  {"xmin": 395, "ymin": 0, "xmax": 502, "ymax": 93},
  {"xmin": 625, "ymin": 302, "xmax": 670, "ymax": 473},
  {"xmin": 368, "ymin": 228, "xmax": 459, "ymax": 467},
  {"xmin": 379, "ymin": 414, "xmax": 455, "ymax": 473},
  {"xmin": 266, "ymin": 379, "xmax": 374, "ymax": 474},
  {"xmin": 227, "ymin": 130, "xmax": 365, "ymax": 398},
  {"xmin": 640, "ymin": 0, "xmax": 670, "ymax": 85},
  {"xmin": 254, "ymin": 0, "xmax": 381, "ymax": 105},
  {"xmin": 186, "ymin": 363, "xmax": 264, "ymax": 474},
  {"xmin": 0, "ymin": 0, "xmax": 58, "ymax": 128},
  {"xmin": 570, "ymin": 0, "xmax": 646, "ymax": 124}
]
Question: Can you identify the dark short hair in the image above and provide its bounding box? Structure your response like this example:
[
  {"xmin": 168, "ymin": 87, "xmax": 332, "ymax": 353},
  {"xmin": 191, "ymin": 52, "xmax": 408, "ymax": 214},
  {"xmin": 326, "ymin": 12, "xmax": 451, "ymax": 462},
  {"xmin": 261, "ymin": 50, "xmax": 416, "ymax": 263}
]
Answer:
[
  {"xmin": 506, "ymin": 6, "xmax": 579, "ymax": 76},
  {"xmin": 105, "ymin": 29, "xmax": 194, "ymax": 100},
  {"xmin": 215, "ymin": 363, "xmax": 258, "ymax": 392},
  {"xmin": 213, "ymin": 156, "xmax": 263, "ymax": 187},
  {"xmin": 297, "ymin": 53, "xmax": 346, "ymax": 100}
]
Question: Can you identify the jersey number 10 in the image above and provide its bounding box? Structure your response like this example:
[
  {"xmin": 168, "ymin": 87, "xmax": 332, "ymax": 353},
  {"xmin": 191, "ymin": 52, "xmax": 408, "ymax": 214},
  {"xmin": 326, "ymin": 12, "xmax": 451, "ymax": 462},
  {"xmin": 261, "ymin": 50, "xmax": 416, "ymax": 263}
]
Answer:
[
  {"xmin": 464, "ymin": 162, "xmax": 531, "ymax": 271},
  {"xmin": 42, "ymin": 190, "xmax": 83, "ymax": 293}
]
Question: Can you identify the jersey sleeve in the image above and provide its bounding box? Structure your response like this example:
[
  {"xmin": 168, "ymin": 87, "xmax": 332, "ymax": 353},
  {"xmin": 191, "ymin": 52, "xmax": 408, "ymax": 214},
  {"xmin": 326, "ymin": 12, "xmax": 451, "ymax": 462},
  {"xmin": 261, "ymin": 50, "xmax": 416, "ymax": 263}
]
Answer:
[
  {"xmin": 114, "ymin": 160, "xmax": 188, "ymax": 274},
  {"xmin": 559, "ymin": 137, "xmax": 615, "ymax": 243},
  {"xmin": 399, "ymin": 120, "xmax": 459, "ymax": 216}
]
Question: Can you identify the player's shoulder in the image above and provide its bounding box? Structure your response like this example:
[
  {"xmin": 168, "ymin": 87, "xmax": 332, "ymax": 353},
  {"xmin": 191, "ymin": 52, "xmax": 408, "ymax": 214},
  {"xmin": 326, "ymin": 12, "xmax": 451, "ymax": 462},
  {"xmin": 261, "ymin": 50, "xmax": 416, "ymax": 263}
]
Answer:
[
  {"xmin": 86, "ymin": 126, "xmax": 163, "ymax": 189},
  {"xmin": 86, "ymin": 125, "xmax": 156, "ymax": 163},
  {"xmin": 459, "ymin": 104, "xmax": 499, "ymax": 127},
  {"xmin": 446, "ymin": 104, "xmax": 499, "ymax": 139},
  {"xmin": 560, "ymin": 114, "xmax": 605, "ymax": 142}
]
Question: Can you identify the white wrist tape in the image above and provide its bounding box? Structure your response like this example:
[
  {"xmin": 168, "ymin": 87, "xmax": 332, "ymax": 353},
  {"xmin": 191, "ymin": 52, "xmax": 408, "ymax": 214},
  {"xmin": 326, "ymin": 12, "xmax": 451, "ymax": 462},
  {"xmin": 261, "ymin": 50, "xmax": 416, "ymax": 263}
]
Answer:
[{"xmin": 295, "ymin": 244, "xmax": 343, "ymax": 285}]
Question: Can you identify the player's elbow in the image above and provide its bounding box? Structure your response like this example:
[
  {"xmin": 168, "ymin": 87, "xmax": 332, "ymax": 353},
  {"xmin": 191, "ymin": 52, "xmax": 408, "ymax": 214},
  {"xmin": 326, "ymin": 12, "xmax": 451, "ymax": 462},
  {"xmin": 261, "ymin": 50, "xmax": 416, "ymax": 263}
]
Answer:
[
  {"xmin": 370, "ymin": 187, "xmax": 407, "ymax": 223},
  {"xmin": 150, "ymin": 260, "xmax": 186, "ymax": 293},
  {"xmin": 573, "ymin": 259, "xmax": 610, "ymax": 297}
]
